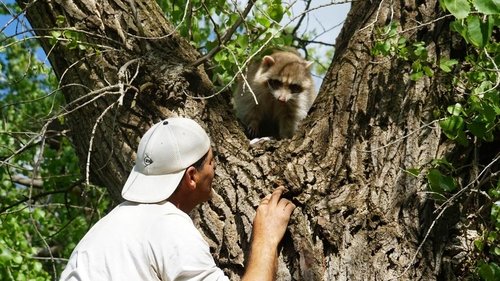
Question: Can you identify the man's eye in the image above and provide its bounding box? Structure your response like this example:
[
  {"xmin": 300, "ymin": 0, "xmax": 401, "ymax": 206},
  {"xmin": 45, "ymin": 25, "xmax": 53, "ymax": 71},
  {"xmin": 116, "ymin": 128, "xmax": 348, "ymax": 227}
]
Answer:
[
  {"xmin": 289, "ymin": 84, "xmax": 303, "ymax": 93},
  {"xmin": 267, "ymin": 79, "xmax": 282, "ymax": 89}
]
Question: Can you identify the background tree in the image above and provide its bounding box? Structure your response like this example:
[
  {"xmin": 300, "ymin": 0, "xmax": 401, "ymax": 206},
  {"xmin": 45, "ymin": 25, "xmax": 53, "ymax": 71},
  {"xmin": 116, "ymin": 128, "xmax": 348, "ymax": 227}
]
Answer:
[{"xmin": 1, "ymin": 0, "xmax": 498, "ymax": 280}]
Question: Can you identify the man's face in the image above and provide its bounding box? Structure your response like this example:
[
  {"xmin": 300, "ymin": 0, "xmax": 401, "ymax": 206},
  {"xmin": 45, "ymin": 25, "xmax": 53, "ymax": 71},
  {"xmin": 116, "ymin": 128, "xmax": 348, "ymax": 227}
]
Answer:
[{"xmin": 195, "ymin": 148, "xmax": 216, "ymax": 202}]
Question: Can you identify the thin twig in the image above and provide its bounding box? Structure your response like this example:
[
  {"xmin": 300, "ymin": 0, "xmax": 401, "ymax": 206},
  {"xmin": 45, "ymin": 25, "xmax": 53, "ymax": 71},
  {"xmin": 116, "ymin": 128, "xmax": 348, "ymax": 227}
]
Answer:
[
  {"xmin": 117, "ymin": 58, "xmax": 141, "ymax": 105},
  {"xmin": 0, "ymin": 184, "xmax": 80, "ymax": 215},
  {"xmin": 85, "ymin": 101, "xmax": 119, "ymax": 186},
  {"xmin": 227, "ymin": 46, "xmax": 258, "ymax": 105},
  {"xmin": 359, "ymin": 0, "xmax": 388, "ymax": 33},
  {"xmin": 478, "ymin": 48, "xmax": 500, "ymax": 94},
  {"xmin": 435, "ymin": 153, "xmax": 500, "ymax": 214},
  {"xmin": 291, "ymin": 0, "xmax": 313, "ymax": 36},
  {"xmin": 10, "ymin": 174, "xmax": 43, "ymax": 188},
  {"xmin": 358, "ymin": 119, "xmax": 441, "ymax": 153},
  {"xmin": 399, "ymin": 14, "xmax": 454, "ymax": 34}
]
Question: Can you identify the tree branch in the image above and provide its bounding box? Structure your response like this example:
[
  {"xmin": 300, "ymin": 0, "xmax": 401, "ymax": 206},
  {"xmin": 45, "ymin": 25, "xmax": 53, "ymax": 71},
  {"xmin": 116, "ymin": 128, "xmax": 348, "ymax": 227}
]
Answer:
[
  {"xmin": 0, "ymin": 180, "xmax": 83, "ymax": 214},
  {"xmin": 11, "ymin": 174, "xmax": 44, "ymax": 188},
  {"xmin": 291, "ymin": 0, "xmax": 312, "ymax": 36}
]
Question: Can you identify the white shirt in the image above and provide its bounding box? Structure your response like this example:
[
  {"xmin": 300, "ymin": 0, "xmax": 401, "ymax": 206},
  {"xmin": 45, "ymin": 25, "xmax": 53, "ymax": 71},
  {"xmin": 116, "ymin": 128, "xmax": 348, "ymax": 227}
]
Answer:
[{"xmin": 60, "ymin": 201, "xmax": 230, "ymax": 281}]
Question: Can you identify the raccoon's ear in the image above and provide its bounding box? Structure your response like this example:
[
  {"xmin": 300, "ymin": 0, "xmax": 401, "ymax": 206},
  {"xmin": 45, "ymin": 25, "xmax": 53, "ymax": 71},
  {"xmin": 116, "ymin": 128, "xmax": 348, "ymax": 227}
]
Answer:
[
  {"xmin": 262, "ymin": 55, "xmax": 275, "ymax": 67},
  {"xmin": 305, "ymin": 61, "xmax": 313, "ymax": 69}
]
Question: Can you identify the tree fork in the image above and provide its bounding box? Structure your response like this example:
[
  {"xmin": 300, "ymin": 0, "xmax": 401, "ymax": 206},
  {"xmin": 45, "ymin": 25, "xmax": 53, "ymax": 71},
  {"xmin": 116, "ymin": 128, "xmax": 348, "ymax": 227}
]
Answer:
[{"xmin": 20, "ymin": 0, "xmax": 468, "ymax": 279}]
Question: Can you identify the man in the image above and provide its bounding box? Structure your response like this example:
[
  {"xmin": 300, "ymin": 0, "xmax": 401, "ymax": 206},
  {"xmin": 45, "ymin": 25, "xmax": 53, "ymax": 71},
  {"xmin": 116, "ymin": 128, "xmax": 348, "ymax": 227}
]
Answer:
[{"xmin": 60, "ymin": 117, "xmax": 296, "ymax": 280}]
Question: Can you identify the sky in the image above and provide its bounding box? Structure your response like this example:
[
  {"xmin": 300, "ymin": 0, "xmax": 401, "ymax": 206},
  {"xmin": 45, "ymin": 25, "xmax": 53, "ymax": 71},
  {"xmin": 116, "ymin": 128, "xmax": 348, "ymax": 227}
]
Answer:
[{"xmin": 287, "ymin": 0, "xmax": 350, "ymax": 45}]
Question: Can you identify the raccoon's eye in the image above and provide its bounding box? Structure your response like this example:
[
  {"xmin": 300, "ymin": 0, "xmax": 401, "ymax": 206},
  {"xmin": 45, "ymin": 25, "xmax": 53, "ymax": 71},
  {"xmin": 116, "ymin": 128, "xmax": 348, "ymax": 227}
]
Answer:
[
  {"xmin": 267, "ymin": 79, "xmax": 282, "ymax": 90},
  {"xmin": 289, "ymin": 84, "xmax": 303, "ymax": 93}
]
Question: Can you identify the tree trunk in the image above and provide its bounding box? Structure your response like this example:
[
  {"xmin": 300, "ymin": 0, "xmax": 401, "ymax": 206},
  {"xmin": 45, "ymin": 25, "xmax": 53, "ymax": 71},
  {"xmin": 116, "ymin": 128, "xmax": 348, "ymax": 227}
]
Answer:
[{"xmin": 22, "ymin": 0, "xmax": 467, "ymax": 279}]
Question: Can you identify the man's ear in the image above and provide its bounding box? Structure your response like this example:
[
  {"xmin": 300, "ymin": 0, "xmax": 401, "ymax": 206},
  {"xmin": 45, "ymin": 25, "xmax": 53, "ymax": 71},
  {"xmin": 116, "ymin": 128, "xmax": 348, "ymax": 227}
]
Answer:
[{"xmin": 184, "ymin": 166, "xmax": 197, "ymax": 190}]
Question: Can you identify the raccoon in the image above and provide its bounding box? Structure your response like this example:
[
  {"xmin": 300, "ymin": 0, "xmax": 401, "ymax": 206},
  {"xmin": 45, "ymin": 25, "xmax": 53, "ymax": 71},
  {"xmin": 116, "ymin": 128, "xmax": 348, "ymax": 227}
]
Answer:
[{"xmin": 233, "ymin": 49, "xmax": 316, "ymax": 139}]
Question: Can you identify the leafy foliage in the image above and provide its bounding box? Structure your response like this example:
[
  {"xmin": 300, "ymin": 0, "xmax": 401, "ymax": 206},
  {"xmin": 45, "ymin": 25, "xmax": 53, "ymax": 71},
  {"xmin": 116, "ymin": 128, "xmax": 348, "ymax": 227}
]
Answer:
[
  {"xmin": 436, "ymin": 3, "xmax": 500, "ymax": 277},
  {"xmin": 156, "ymin": 0, "xmax": 334, "ymax": 91},
  {"xmin": 0, "ymin": 13, "xmax": 110, "ymax": 281},
  {"xmin": 374, "ymin": 0, "xmax": 499, "ymax": 279},
  {"xmin": 443, "ymin": 0, "xmax": 500, "ymax": 144},
  {"xmin": 371, "ymin": 22, "xmax": 438, "ymax": 81}
]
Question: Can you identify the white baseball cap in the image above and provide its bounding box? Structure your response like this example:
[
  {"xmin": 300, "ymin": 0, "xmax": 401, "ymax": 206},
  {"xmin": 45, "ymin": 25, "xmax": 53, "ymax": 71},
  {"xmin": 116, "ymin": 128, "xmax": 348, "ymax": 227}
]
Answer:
[{"xmin": 121, "ymin": 117, "xmax": 211, "ymax": 203}]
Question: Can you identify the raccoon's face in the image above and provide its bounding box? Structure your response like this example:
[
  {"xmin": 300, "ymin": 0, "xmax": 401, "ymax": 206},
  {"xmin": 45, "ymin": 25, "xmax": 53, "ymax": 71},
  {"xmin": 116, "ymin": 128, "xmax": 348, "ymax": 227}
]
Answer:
[
  {"xmin": 253, "ymin": 51, "xmax": 314, "ymax": 103},
  {"xmin": 267, "ymin": 78, "xmax": 304, "ymax": 103}
]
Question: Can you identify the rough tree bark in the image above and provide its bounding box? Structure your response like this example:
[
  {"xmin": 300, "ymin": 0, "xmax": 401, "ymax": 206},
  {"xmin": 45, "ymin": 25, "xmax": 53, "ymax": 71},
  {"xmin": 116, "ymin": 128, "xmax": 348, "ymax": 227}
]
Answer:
[{"xmin": 21, "ymin": 0, "xmax": 469, "ymax": 280}]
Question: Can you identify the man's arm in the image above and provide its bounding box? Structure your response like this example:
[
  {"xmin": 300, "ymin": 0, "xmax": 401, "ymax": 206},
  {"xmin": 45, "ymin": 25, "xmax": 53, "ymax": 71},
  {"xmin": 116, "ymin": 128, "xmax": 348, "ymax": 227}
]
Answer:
[{"xmin": 242, "ymin": 187, "xmax": 296, "ymax": 281}]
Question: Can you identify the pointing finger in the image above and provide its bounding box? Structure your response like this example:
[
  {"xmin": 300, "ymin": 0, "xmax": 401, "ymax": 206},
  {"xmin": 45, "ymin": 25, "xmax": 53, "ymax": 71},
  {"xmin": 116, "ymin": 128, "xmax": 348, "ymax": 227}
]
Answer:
[{"xmin": 269, "ymin": 186, "xmax": 286, "ymax": 205}]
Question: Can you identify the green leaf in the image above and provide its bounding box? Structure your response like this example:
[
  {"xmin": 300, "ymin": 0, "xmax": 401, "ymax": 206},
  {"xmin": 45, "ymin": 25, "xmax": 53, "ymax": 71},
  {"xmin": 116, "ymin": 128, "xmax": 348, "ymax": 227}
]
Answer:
[
  {"xmin": 494, "ymin": 246, "xmax": 500, "ymax": 256},
  {"xmin": 236, "ymin": 35, "xmax": 248, "ymax": 48},
  {"xmin": 33, "ymin": 261, "xmax": 43, "ymax": 272},
  {"xmin": 478, "ymin": 262, "xmax": 500, "ymax": 281},
  {"xmin": 427, "ymin": 168, "xmax": 457, "ymax": 193},
  {"xmin": 466, "ymin": 15, "xmax": 492, "ymax": 47},
  {"xmin": 475, "ymin": 239, "xmax": 485, "ymax": 251},
  {"xmin": 473, "ymin": 0, "xmax": 500, "ymax": 14},
  {"xmin": 413, "ymin": 42, "xmax": 428, "ymax": 59},
  {"xmin": 256, "ymin": 16, "xmax": 271, "ymax": 28},
  {"xmin": 440, "ymin": 174, "xmax": 456, "ymax": 192},
  {"xmin": 487, "ymin": 231, "xmax": 498, "ymax": 243},
  {"xmin": 443, "ymin": 0, "xmax": 471, "ymax": 19},
  {"xmin": 467, "ymin": 15, "xmax": 484, "ymax": 47},
  {"xmin": 261, "ymin": 31, "xmax": 273, "ymax": 42},
  {"xmin": 484, "ymin": 14, "xmax": 495, "ymax": 44},
  {"xmin": 268, "ymin": 2, "xmax": 284, "ymax": 22},
  {"xmin": 440, "ymin": 115, "xmax": 464, "ymax": 137},
  {"xmin": 439, "ymin": 59, "xmax": 458, "ymax": 72},
  {"xmin": 13, "ymin": 255, "xmax": 22, "ymax": 264},
  {"xmin": 0, "ymin": 248, "xmax": 13, "ymax": 263},
  {"xmin": 447, "ymin": 103, "xmax": 463, "ymax": 116},
  {"xmin": 387, "ymin": 22, "xmax": 398, "ymax": 37},
  {"xmin": 410, "ymin": 71, "xmax": 424, "ymax": 80},
  {"xmin": 406, "ymin": 168, "xmax": 421, "ymax": 177},
  {"xmin": 441, "ymin": 115, "xmax": 469, "ymax": 145},
  {"xmin": 423, "ymin": 66, "xmax": 434, "ymax": 77},
  {"xmin": 382, "ymin": 41, "xmax": 391, "ymax": 53},
  {"xmin": 412, "ymin": 60, "xmax": 422, "ymax": 71},
  {"xmin": 398, "ymin": 37, "xmax": 407, "ymax": 46},
  {"xmin": 481, "ymin": 101, "xmax": 497, "ymax": 123},
  {"xmin": 56, "ymin": 15, "xmax": 66, "ymax": 26},
  {"xmin": 492, "ymin": 201, "xmax": 500, "ymax": 223},
  {"xmin": 427, "ymin": 169, "xmax": 444, "ymax": 193},
  {"xmin": 450, "ymin": 21, "xmax": 467, "ymax": 39},
  {"xmin": 50, "ymin": 31, "xmax": 62, "ymax": 39},
  {"xmin": 431, "ymin": 158, "xmax": 454, "ymax": 170}
]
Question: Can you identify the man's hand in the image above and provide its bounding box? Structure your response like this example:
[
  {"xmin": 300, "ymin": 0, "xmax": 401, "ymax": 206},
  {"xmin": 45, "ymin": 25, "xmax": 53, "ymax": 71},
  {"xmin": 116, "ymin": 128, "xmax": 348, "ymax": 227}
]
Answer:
[
  {"xmin": 242, "ymin": 187, "xmax": 296, "ymax": 281},
  {"xmin": 253, "ymin": 186, "xmax": 296, "ymax": 246}
]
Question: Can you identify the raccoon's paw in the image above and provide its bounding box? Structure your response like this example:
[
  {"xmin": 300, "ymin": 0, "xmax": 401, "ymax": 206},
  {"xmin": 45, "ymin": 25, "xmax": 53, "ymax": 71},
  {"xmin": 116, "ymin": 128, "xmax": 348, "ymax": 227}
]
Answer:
[{"xmin": 247, "ymin": 121, "xmax": 260, "ymax": 138}]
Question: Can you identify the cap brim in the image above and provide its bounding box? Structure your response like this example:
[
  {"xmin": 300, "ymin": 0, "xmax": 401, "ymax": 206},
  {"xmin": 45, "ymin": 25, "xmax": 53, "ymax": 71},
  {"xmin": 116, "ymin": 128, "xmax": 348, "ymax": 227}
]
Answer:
[{"xmin": 121, "ymin": 165, "xmax": 185, "ymax": 203}]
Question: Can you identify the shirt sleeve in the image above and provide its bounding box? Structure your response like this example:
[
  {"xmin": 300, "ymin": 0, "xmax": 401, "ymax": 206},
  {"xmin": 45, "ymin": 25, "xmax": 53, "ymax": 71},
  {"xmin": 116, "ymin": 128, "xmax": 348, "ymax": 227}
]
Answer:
[{"xmin": 146, "ymin": 213, "xmax": 230, "ymax": 281}]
